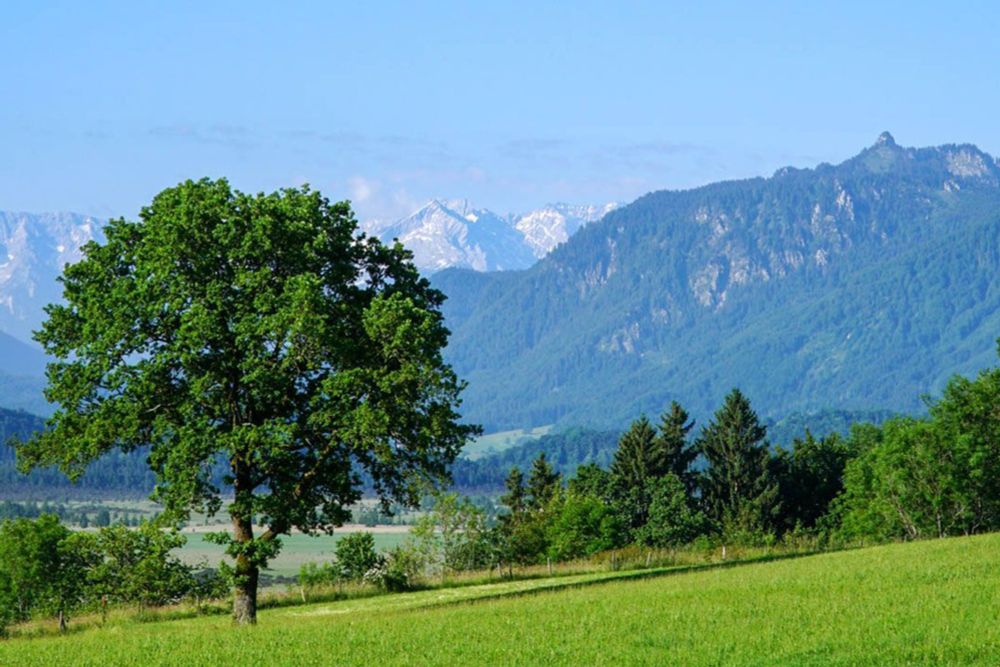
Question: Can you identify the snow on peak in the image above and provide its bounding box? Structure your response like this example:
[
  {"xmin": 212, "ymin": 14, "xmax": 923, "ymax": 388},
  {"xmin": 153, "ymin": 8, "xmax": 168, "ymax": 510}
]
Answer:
[
  {"xmin": 0, "ymin": 211, "xmax": 102, "ymax": 342},
  {"xmin": 360, "ymin": 199, "xmax": 618, "ymax": 272}
]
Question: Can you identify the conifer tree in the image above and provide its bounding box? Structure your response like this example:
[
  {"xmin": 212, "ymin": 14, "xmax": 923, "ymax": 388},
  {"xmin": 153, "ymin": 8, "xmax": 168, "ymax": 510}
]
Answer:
[
  {"xmin": 610, "ymin": 416, "xmax": 658, "ymax": 491},
  {"xmin": 696, "ymin": 389, "xmax": 777, "ymax": 537},
  {"xmin": 526, "ymin": 453, "xmax": 560, "ymax": 510},
  {"xmin": 609, "ymin": 416, "xmax": 659, "ymax": 530},
  {"xmin": 654, "ymin": 401, "xmax": 697, "ymax": 491},
  {"xmin": 500, "ymin": 467, "xmax": 527, "ymax": 516}
]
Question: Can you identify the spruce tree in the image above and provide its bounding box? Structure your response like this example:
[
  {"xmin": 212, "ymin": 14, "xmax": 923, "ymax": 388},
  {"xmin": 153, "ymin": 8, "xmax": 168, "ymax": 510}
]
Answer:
[
  {"xmin": 500, "ymin": 467, "xmax": 527, "ymax": 516},
  {"xmin": 610, "ymin": 416, "xmax": 659, "ymax": 490},
  {"xmin": 654, "ymin": 401, "xmax": 697, "ymax": 491},
  {"xmin": 526, "ymin": 453, "xmax": 560, "ymax": 510},
  {"xmin": 696, "ymin": 389, "xmax": 777, "ymax": 537},
  {"xmin": 610, "ymin": 416, "xmax": 659, "ymax": 530}
]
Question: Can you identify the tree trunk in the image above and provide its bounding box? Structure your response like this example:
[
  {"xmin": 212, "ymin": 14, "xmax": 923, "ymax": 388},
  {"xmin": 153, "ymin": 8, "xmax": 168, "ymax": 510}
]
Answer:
[
  {"xmin": 232, "ymin": 562, "xmax": 259, "ymax": 625},
  {"xmin": 58, "ymin": 609, "xmax": 66, "ymax": 633},
  {"xmin": 232, "ymin": 513, "xmax": 259, "ymax": 625}
]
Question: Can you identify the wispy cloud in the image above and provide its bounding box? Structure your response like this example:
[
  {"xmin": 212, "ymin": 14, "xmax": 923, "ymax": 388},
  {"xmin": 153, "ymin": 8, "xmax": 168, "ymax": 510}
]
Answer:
[{"xmin": 148, "ymin": 123, "xmax": 256, "ymax": 150}]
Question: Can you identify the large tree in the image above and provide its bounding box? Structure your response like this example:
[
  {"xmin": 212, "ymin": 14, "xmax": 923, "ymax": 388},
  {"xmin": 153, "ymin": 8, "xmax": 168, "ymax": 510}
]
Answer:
[
  {"xmin": 16, "ymin": 179, "xmax": 478, "ymax": 624},
  {"xmin": 696, "ymin": 389, "xmax": 777, "ymax": 537}
]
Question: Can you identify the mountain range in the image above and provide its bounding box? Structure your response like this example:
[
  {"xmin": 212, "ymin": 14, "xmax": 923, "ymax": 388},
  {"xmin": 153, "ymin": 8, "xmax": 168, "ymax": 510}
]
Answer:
[
  {"xmin": 0, "ymin": 199, "xmax": 611, "ymax": 414},
  {"xmin": 434, "ymin": 133, "xmax": 1000, "ymax": 430},
  {"xmin": 361, "ymin": 200, "xmax": 618, "ymax": 272},
  {"xmin": 0, "ymin": 199, "xmax": 612, "ymax": 348},
  {"xmin": 4, "ymin": 135, "xmax": 1000, "ymax": 437}
]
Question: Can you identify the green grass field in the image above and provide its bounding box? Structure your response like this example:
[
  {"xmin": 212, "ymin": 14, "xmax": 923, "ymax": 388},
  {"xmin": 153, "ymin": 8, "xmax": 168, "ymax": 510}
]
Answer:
[
  {"xmin": 5, "ymin": 533, "xmax": 1000, "ymax": 664},
  {"xmin": 178, "ymin": 531, "xmax": 410, "ymax": 579}
]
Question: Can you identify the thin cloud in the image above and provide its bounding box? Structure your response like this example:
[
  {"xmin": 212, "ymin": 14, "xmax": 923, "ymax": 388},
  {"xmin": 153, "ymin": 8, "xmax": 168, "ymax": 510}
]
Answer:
[{"xmin": 148, "ymin": 123, "xmax": 256, "ymax": 149}]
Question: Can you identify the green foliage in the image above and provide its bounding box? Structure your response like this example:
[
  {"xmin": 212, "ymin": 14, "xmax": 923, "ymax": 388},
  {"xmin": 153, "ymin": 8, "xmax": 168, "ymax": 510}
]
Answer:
[
  {"xmin": 297, "ymin": 561, "xmax": 342, "ymax": 599},
  {"xmin": 0, "ymin": 515, "xmax": 94, "ymax": 630},
  {"xmin": 451, "ymin": 428, "xmax": 618, "ymax": 492},
  {"xmin": 362, "ymin": 554, "xmax": 409, "ymax": 592},
  {"xmin": 88, "ymin": 522, "xmax": 195, "ymax": 607},
  {"xmin": 0, "ymin": 515, "xmax": 69, "ymax": 622},
  {"xmin": 408, "ymin": 492, "xmax": 491, "ymax": 574},
  {"xmin": 15, "ymin": 179, "xmax": 478, "ymax": 622},
  {"xmin": 567, "ymin": 463, "xmax": 612, "ymax": 501},
  {"xmin": 696, "ymin": 389, "xmax": 778, "ymax": 538},
  {"xmin": 635, "ymin": 474, "xmax": 708, "ymax": 548},
  {"xmin": 654, "ymin": 402, "xmax": 697, "ymax": 492},
  {"xmin": 335, "ymin": 533, "xmax": 379, "ymax": 581},
  {"xmin": 526, "ymin": 453, "xmax": 560, "ymax": 510},
  {"xmin": 770, "ymin": 431, "xmax": 854, "ymax": 532},
  {"xmin": 545, "ymin": 492, "xmax": 622, "ymax": 561},
  {"xmin": 837, "ymin": 358, "xmax": 1000, "ymax": 541},
  {"xmin": 767, "ymin": 409, "xmax": 895, "ymax": 449},
  {"xmin": 610, "ymin": 416, "xmax": 660, "ymax": 531}
]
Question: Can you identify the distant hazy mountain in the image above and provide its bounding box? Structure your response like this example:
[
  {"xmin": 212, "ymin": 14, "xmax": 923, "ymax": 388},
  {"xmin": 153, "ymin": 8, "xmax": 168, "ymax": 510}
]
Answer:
[
  {"xmin": 0, "ymin": 330, "xmax": 47, "ymax": 414},
  {"xmin": 0, "ymin": 211, "xmax": 101, "ymax": 414},
  {"xmin": 362, "ymin": 200, "xmax": 618, "ymax": 272},
  {"xmin": 0, "ymin": 211, "xmax": 101, "ymax": 343},
  {"xmin": 434, "ymin": 133, "xmax": 1000, "ymax": 431}
]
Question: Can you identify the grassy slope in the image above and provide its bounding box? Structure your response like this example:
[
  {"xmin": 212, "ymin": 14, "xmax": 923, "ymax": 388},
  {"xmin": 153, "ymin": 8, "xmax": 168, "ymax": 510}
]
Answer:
[
  {"xmin": 459, "ymin": 425, "xmax": 552, "ymax": 460},
  {"xmin": 5, "ymin": 534, "xmax": 1000, "ymax": 665}
]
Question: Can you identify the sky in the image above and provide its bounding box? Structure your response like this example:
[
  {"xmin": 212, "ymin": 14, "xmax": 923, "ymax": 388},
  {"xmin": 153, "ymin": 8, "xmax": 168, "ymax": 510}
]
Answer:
[{"xmin": 1, "ymin": 1, "xmax": 999, "ymax": 222}]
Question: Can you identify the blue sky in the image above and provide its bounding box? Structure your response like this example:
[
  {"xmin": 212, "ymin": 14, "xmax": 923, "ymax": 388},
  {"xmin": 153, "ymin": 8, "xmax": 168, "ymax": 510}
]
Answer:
[{"xmin": 2, "ymin": 1, "xmax": 998, "ymax": 221}]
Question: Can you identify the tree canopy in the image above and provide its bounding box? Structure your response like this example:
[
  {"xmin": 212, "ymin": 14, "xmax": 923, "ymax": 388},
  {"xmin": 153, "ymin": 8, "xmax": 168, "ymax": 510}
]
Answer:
[{"xmin": 16, "ymin": 179, "xmax": 478, "ymax": 623}]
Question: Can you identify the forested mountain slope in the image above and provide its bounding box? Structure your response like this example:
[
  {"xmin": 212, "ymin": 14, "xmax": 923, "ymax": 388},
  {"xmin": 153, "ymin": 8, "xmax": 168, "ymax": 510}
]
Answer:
[{"xmin": 435, "ymin": 133, "xmax": 1000, "ymax": 430}]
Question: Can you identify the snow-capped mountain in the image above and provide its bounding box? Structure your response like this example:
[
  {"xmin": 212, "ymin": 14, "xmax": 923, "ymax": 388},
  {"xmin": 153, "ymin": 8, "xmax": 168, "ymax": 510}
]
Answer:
[
  {"xmin": 515, "ymin": 202, "xmax": 620, "ymax": 259},
  {"xmin": 364, "ymin": 200, "xmax": 536, "ymax": 272},
  {"xmin": 0, "ymin": 199, "xmax": 617, "ymax": 344},
  {"xmin": 363, "ymin": 200, "xmax": 618, "ymax": 272},
  {"xmin": 0, "ymin": 211, "xmax": 101, "ymax": 343}
]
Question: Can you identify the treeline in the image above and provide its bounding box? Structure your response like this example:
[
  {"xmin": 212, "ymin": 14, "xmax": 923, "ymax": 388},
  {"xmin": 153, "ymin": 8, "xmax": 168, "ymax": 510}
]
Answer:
[
  {"xmin": 450, "ymin": 429, "xmax": 619, "ymax": 491},
  {"xmin": 0, "ymin": 518, "xmax": 223, "ymax": 633},
  {"xmin": 428, "ymin": 357, "xmax": 1000, "ymax": 569},
  {"xmin": 451, "ymin": 410, "xmax": 895, "ymax": 494},
  {"xmin": 0, "ymin": 501, "xmax": 150, "ymax": 527},
  {"xmin": 1, "ymin": 405, "xmax": 893, "ymax": 499},
  {"xmin": 0, "ymin": 408, "xmax": 156, "ymax": 498}
]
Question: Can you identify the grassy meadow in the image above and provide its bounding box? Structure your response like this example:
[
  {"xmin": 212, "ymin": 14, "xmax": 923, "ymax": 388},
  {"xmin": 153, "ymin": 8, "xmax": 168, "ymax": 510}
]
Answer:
[
  {"xmin": 5, "ymin": 533, "xmax": 1000, "ymax": 665},
  {"xmin": 459, "ymin": 425, "xmax": 552, "ymax": 460}
]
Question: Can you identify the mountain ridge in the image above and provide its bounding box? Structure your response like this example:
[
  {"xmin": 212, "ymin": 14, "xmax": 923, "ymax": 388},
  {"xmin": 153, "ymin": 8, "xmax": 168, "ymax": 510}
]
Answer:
[{"xmin": 434, "ymin": 134, "xmax": 1000, "ymax": 430}]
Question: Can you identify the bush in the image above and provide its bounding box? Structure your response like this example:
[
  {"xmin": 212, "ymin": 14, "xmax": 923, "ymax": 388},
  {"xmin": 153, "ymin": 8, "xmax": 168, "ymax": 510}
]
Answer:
[
  {"xmin": 546, "ymin": 493, "xmax": 622, "ymax": 561},
  {"xmin": 297, "ymin": 561, "xmax": 342, "ymax": 599},
  {"xmin": 362, "ymin": 553, "xmax": 410, "ymax": 592},
  {"xmin": 635, "ymin": 475, "xmax": 708, "ymax": 548},
  {"xmin": 89, "ymin": 522, "xmax": 196, "ymax": 607},
  {"xmin": 336, "ymin": 533, "xmax": 379, "ymax": 581}
]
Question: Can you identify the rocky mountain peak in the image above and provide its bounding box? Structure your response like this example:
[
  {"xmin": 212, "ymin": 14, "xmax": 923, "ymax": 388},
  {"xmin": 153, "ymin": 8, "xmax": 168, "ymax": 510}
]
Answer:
[{"xmin": 875, "ymin": 131, "xmax": 897, "ymax": 148}]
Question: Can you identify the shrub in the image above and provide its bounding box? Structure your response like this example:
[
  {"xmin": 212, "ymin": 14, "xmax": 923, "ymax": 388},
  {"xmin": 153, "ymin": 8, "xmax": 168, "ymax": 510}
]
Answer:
[{"xmin": 336, "ymin": 533, "xmax": 379, "ymax": 581}]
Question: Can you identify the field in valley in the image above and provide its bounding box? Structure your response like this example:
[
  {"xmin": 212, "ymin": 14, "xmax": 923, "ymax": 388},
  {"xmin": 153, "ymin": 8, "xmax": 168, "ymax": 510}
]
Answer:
[
  {"xmin": 459, "ymin": 425, "xmax": 552, "ymax": 460},
  {"xmin": 178, "ymin": 529, "xmax": 410, "ymax": 579},
  {"xmin": 5, "ymin": 533, "xmax": 1000, "ymax": 665}
]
